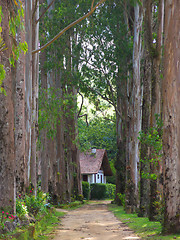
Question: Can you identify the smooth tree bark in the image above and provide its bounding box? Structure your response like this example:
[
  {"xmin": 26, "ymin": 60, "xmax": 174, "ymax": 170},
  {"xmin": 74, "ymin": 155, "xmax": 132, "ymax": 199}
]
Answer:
[
  {"xmin": 0, "ymin": 1, "xmax": 16, "ymax": 211},
  {"xmin": 15, "ymin": 8, "xmax": 26, "ymax": 194},
  {"xmin": 30, "ymin": 0, "xmax": 39, "ymax": 194},
  {"xmin": 138, "ymin": 8, "xmax": 152, "ymax": 215},
  {"xmin": 163, "ymin": 0, "xmax": 180, "ymax": 233},
  {"xmin": 127, "ymin": 1, "xmax": 143, "ymax": 210},
  {"xmin": 40, "ymin": 48, "xmax": 49, "ymax": 193},
  {"xmin": 25, "ymin": 0, "xmax": 33, "ymax": 189},
  {"xmin": 142, "ymin": 0, "xmax": 164, "ymax": 221}
]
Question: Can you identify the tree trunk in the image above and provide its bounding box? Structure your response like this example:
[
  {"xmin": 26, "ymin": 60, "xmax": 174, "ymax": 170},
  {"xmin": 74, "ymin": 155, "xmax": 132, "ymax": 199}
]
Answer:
[
  {"xmin": 15, "ymin": 12, "xmax": 26, "ymax": 194},
  {"xmin": 40, "ymin": 56, "xmax": 49, "ymax": 192},
  {"xmin": 115, "ymin": 71, "xmax": 127, "ymax": 199},
  {"xmin": 138, "ymin": 37, "xmax": 151, "ymax": 217},
  {"xmin": 0, "ymin": 1, "xmax": 16, "ymax": 211},
  {"xmin": 162, "ymin": 0, "xmax": 180, "ymax": 234},
  {"xmin": 30, "ymin": 0, "xmax": 39, "ymax": 194},
  {"xmin": 127, "ymin": 2, "xmax": 143, "ymax": 210},
  {"xmin": 25, "ymin": 0, "xmax": 33, "ymax": 189}
]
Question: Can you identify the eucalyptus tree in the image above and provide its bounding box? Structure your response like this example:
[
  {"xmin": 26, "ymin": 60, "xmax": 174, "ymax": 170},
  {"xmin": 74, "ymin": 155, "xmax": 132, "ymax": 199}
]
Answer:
[
  {"xmin": 138, "ymin": 0, "xmax": 164, "ymax": 219},
  {"xmin": 79, "ymin": 0, "xmax": 133, "ymax": 202},
  {"xmin": 0, "ymin": 0, "xmax": 28, "ymax": 210},
  {"xmin": 162, "ymin": 0, "xmax": 180, "ymax": 233},
  {"xmin": 38, "ymin": 0, "xmax": 106, "ymax": 202},
  {"xmin": 0, "ymin": 0, "xmax": 16, "ymax": 211}
]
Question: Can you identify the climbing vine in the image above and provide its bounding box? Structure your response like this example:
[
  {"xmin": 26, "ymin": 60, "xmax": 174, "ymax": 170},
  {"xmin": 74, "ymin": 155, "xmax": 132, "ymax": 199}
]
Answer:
[
  {"xmin": 0, "ymin": 0, "xmax": 28, "ymax": 94},
  {"xmin": 138, "ymin": 114, "xmax": 163, "ymax": 180}
]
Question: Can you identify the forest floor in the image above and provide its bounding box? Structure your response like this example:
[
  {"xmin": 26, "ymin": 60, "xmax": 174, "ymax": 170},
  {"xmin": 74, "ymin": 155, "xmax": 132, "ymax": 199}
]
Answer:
[{"xmin": 53, "ymin": 200, "xmax": 141, "ymax": 240}]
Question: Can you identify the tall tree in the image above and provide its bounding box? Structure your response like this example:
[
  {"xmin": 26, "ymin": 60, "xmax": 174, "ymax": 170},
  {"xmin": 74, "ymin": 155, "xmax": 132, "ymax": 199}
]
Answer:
[
  {"xmin": 0, "ymin": 0, "xmax": 16, "ymax": 211},
  {"xmin": 126, "ymin": 0, "xmax": 143, "ymax": 211},
  {"xmin": 163, "ymin": 0, "xmax": 180, "ymax": 233}
]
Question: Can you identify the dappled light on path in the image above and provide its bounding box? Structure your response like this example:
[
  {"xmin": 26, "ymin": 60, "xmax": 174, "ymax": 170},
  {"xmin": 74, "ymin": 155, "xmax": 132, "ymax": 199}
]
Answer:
[{"xmin": 53, "ymin": 201, "xmax": 141, "ymax": 240}]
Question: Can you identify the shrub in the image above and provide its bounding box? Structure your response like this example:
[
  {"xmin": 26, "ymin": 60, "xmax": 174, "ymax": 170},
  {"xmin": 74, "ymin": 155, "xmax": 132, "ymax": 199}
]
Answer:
[
  {"xmin": 105, "ymin": 184, "xmax": 116, "ymax": 199},
  {"xmin": 24, "ymin": 190, "xmax": 49, "ymax": 216},
  {"xmin": 116, "ymin": 193, "xmax": 125, "ymax": 207},
  {"xmin": 82, "ymin": 181, "xmax": 90, "ymax": 200},
  {"xmin": 16, "ymin": 197, "xmax": 28, "ymax": 217},
  {"xmin": 90, "ymin": 183, "xmax": 107, "ymax": 200},
  {"xmin": 90, "ymin": 183, "xmax": 116, "ymax": 200}
]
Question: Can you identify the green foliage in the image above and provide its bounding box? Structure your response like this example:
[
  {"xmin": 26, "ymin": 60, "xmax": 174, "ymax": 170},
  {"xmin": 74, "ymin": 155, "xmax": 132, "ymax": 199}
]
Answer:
[
  {"xmin": 38, "ymin": 88, "xmax": 62, "ymax": 139},
  {"xmin": 138, "ymin": 114, "xmax": 163, "ymax": 180},
  {"xmin": 16, "ymin": 190, "xmax": 50, "ymax": 219},
  {"xmin": 24, "ymin": 191, "xmax": 49, "ymax": 216},
  {"xmin": 9, "ymin": 2, "xmax": 28, "ymax": 67},
  {"xmin": 82, "ymin": 181, "xmax": 90, "ymax": 200},
  {"xmin": 16, "ymin": 197, "xmax": 28, "ymax": 217},
  {"xmin": 90, "ymin": 183, "xmax": 115, "ymax": 200},
  {"xmin": 80, "ymin": 0, "xmax": 133, "ymax": 107},
  {"xmin": 90, "ymin": 183, "xmax": 107, "ymax": 200},
  {"xmin": 116, "ymin": 193, "xmax": 125, "ymax": 207},
  {"xmin": 105, "ymin": 184, "xmax": 116, "ymax": 199},
  {"xmin": 58, "ymin": 201, "xmax": 84, "ymax": 210},
  {"xmin": 0, "ymin": 64, "xmax": 6, "ymax": 95},
  {"xmin": 0, "ymin": 2, "xmax": 28, "ymax": 94},
  {"xmin": 78, "ymin": 116, "xmax": 116, "ymax": 159}
]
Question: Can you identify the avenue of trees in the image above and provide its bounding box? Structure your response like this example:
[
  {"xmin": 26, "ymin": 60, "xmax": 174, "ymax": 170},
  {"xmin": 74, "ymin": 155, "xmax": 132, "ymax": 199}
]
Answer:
[{"xmin": 0, "ymin": 0, "xmax": 180, "ymax": 234}]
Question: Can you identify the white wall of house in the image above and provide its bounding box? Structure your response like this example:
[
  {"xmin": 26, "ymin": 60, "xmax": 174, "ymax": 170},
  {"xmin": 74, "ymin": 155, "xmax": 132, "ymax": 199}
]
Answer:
[{"xmin": 86, "ymin": 170, "xmax": 106, "ymax": 184}]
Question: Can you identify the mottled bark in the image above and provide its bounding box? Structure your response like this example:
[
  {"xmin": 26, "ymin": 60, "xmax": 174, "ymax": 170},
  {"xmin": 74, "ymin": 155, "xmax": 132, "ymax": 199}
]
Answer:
[
  {"xmin": 40, "ymin": 61, "xmax": 49, "ymax": 192},
  {"xmin": 56, "ymin": 73, "xmax": 66, "ymax": 203},
  {"xmin": 139, "ymin": 39, "xmax": 151, "ymax": 217},
  {"xmin": 127, "ymin": 2, "xmax": 143, "ymax": 209},
  {"xmin": 30, "ymin": 0, "xmax": 39, "ymax": 194},
  {"xmin": 163, "ymin": 0, "xmax": 180, "ymax": 233},
  {"xmin": 15, "ymin": 17, "xmax": 26, "ymax": 194},
  {"xmin": 142, "ymin": 0, "xmax": 164, "ymax": 221},
  {"xmin": 25, "ymin": 0, "xmax": 32, "ymax": 188},
  {"xmin": 115, "ymin": 72, "xmax": 127, "ymax": 198},
  {"xmin": 0, "ymin": 1, "xmax": 16, "ymax": 211}
]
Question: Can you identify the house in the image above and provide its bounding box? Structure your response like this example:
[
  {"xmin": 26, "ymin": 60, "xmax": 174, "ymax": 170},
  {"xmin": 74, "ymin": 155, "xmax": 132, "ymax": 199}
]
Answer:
[{"xmin": 80, "ymin": 149, "xmax": 113, "ymax": 184}]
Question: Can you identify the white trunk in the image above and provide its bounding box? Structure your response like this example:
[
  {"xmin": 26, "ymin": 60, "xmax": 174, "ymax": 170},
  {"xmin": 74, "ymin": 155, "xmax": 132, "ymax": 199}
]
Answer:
[
  {"xmin": 30, "ymin": 0, "xmax": 39, "ymax": 194},
  {"xmin": 15, "ymin": 13, "xmax": 26, "ymax": 193},
  {"xmin": 25, "ymin": 0, "xmax": 32, "ymax": 187},
  {"xmin": 132, "ymin": 3, "xmax": 143, "ymax": 191}
]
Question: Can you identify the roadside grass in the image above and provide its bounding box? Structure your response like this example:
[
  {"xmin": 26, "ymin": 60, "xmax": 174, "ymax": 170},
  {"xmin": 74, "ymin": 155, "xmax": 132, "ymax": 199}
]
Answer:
[
  {"xmin": 33, "ymin": 210, "xmax": 65, "ymax": 239},
  {"xmin": 108, "ymin": 204, "xmax": 180, "ymax": 239},
  {"xmin": 57, "ymin": 200, "xmax": 87, "ymax": 210}
]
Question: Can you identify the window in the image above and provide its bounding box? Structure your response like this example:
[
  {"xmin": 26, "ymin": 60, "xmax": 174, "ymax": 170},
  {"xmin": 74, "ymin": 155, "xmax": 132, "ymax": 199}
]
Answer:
[{"xmin": 83, "ymin": 175, "xmax": 88, "ymax": 182}]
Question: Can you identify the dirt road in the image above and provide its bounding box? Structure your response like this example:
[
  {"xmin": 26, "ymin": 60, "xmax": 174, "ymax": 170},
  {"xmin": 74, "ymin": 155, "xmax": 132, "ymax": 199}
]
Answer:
[{"xmin": 53, "ymin": 201, "xmax": 141, "ymax": 240}]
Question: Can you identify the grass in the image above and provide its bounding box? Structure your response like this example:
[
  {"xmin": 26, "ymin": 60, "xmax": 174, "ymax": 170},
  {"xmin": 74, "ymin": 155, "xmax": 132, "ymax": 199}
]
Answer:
[
  {"xmin": 108, "ymin": 204, "xmax": 180, "ymax": 239},
  {"xmin": 33, "ymin": 209, "xmax": 65, "ymax": 239},
  {"xmin": 57, "ymin": 200, "xmax": 86, "ymax": 210}
]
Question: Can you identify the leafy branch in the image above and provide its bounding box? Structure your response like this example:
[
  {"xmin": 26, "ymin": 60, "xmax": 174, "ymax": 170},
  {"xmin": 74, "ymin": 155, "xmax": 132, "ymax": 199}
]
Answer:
[{"xmin": 32, "ymin": 0, "xmax": 106, "ymax": 54}]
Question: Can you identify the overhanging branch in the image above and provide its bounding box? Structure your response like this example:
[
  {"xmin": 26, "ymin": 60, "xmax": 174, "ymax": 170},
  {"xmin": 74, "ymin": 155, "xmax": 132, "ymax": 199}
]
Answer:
[
  {"xmin": 36, "ymin": 0, "xmax": 56, "ymax": 24},
  {"xmin": 32, "ymin": 0, "xmax": 106, "ymax": 54}
]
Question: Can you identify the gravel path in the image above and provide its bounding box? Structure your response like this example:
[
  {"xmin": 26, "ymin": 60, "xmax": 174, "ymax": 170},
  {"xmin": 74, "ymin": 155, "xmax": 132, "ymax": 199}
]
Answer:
[{"xmin": 53, "ymin": 201, "xmax": 141, "ymax": 240}]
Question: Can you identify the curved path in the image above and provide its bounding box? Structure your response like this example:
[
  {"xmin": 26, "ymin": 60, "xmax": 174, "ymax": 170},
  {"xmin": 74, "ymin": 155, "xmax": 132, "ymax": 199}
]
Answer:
[{"xmin": 53, "ymin": 201, "xmax": 141, "ymax": 240}]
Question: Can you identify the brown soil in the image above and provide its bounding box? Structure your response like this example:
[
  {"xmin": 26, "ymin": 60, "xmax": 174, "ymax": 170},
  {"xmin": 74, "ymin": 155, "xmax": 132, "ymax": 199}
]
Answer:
[{"xmin": 53, "ymin": 201, "xmax": 141, "ymax": 240}]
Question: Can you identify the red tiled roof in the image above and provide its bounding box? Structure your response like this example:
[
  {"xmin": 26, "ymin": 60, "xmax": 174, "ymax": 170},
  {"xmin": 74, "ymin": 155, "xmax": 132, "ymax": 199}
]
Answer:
[{"xmin": 80, "ymin": 149, "xmax": 113, "ymax": 176}]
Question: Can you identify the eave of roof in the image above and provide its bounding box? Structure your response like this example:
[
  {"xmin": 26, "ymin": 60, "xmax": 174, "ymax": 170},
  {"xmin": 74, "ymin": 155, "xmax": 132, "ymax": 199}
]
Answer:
[{"xmin": 80, "ymin": 149, "xmax": 113, "ymax": 176}]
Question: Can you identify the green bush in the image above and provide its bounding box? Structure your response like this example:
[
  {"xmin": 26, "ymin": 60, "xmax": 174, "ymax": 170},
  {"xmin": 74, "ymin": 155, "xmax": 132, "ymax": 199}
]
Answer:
[
  {"xmin": 116, "ymin": 193, "xmax": 125, "ymax": 207},
  {"xmin": 24, "ymin": 190, "xmax": 49, "ymax": 216},
  {"xmin": 105, "ymin": 183, "xmax": 116, "ymax": 199},
  {"xmin": 90, "ymin": 183, "xmax": 116, "ymax": 200},
  {"xmin": 90, "ymin": 183, "xmax": 107, "ymax": 200},
  {"xmin": 82, "ymin": 181, "xmax": 90, "ymax": 200}
]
